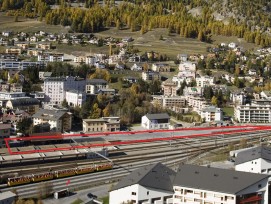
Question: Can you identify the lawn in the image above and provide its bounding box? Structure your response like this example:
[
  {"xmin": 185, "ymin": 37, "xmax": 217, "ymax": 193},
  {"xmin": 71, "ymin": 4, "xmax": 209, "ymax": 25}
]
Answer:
[
  {"xmin": 102, "ymin": 196, "xmax": 109, "ymax": 204},
  {"xmin": 223, "ymin": 107, "xmax": 234, "ymax": 117}
]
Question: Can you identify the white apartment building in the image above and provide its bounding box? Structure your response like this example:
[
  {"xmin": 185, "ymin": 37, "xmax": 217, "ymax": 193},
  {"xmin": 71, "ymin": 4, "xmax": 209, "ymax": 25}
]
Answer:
[
  {"xmin": 43, "ymin": 77, "xmax": 86, "ymax": 104},
  {"xmin": 152, "ymin": 96, "xmax": 186, "ymax": 109},
  {"xmin": 260, "ymin": 91, "xmax": 271, "ymax": 100},
  {"xmin": 196, "ymin": 75, "xmax": 215, "ymax": 87},
  {"xmin": 142, "ymin": 71, "xmax": 160, "ymax": 81},
  {"xmin": 38, "ymin": 53, "xmax": 64, "ymax": 62},
  {"xmin": 85, "ymin": 79, "xmax": 108, "ymax": 94},
  {"xmin": 173, "ymin": 164, "xmax": 269, "ymax": 204},
  {"xmin": 200, "ymin": 106, "xmax": 223, "ymax": 122},
  {"xmin": 65, "ymin": 90, "xmax": 86, "ymax": 107},
  {"xmin": 235, "ymin": 146, "xmax": 271, "ymax": 174},
  {"xmin": 234, "ymin": 104, "xmax": 271, "ymax": 123},
  {"xmin": 172, "ymin": 75, "xmax": 194, "ymax": 87},
  {"xmin": 0, "ymin": 92, "xmax": 26, "ymax": 99},
  {"xmin": 183, "ymin": 87, "xmax": 203, "ymax": 96},
  {"xmin": 187, "ymin": 96, "xmax": 209, "ymax": 113},
  {"xmin": 109, "ymin": 163, "xmax": 175, "ymax": 204},
  {"xmin": 141, "ymin": 113, "xmax": 170, "ymax": 130},
  {"xmin": 231, "ymin": 92, "xmax": 245, "ymax": 106},
  {"xmin": 162, "ymin": 80, "xmax": 178, "ymax": 96},
  {"xmin": 178, "ymin": 61, "xmax": 196, "ymax": 72}
]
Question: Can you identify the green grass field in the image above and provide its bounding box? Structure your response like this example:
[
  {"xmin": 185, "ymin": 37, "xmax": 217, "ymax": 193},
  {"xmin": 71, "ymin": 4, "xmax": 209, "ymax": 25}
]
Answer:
[{"xmin": 223, "ymin": 107, "xmax": 234, "ymax": 117}]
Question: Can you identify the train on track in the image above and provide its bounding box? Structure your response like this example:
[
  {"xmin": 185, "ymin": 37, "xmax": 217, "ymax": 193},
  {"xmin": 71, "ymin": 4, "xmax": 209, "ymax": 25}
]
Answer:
[{"xmin": 7, "ymin": 163, "xmax": 113, "ymax": 187}]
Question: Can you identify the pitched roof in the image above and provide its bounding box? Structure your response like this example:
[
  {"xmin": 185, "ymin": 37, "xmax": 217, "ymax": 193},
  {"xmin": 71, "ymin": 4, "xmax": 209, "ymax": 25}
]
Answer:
[
  {"xmin": 235, "ymin": 146, "xmax": 271, "ymax": 165},
  {"xmin": 32, "ymin": 109, "xmax": 68, "ymax": 121},
  {"xmin": 145, "ymin": 113, "xmax": 170, "ymax": 120},
  {"xmin": 9, "ymin": 98, "xmax": 39, "ymax": 107},
  {"xmin": 174, "ymin": 164, "xmax": 268, "ymax": 195},
  {"xmin": 112, "ymin": 163, "xmax": 176, "ymax": 192}
]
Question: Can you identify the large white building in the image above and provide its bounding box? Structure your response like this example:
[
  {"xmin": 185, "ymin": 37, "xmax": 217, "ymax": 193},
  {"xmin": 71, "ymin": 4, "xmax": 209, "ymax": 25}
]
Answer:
[
  {"xmin": 141, "ymin": 113, "xmax": 170, "ymax": 130},
  {"xmin": 152, "ymin": 96, "xmax": 186, "ymax": 109},
  {"xmin": 173, "ymin": 164, "xmax": 270, "ymax": 204},
  {"xmin": 196, "ymin": 75, "xmax": 215, "ymax": 87},
  {"xmin": 187, "ymin": 96, "xmax": 209, "ymax": 113},
  {"xmin": 43, "ymin": 77, "xmax": 86, "ymax": 104},
  {"xmin": 109, "ymin": 163, "xmax": 175, "ymax": 204},
  {"xmin": 235, "ymin": 146, "xmax": 271, "ymax": 174},
  {"xmin": 234, "ymin": 104, "xmax": 271, "ymax": 123},
  {"xmin": 200, "ymin": 106, "xmax": 223, "ymax": 122},
  {"xmin": 178, "ymin": 61, "xmax": 196, "ymax": 72},
  {"xmin": 65, "ymin": 90, "xmax": 86, "ymax": 107}
]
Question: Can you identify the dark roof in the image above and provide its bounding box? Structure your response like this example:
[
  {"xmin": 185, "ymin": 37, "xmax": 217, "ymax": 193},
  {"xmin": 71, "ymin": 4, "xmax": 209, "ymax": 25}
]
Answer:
[
  {"xmin": 86, "ymin": 79, "xmax": 107, "ymax": 85},
  {"xmin": 145, "ymin": 113, "xmax": 170, "ymax": 120},
  {"xmin": 174, "ymin": 164, "xmax": 268, "ymax": 195},
  {"xmin": 235, "ymin": 146, "xmax": 271, "ymax": 165},
  {"xmin": 32, "ymin": 109, "xmax": 68, "ymax": 121},
  {"xmin": 112, "ymin": 163, "xmax": 176, "ymax": 192},
  {"xmin": 9, "ymin": 98, "xmax": 39, "ymax": 107}
]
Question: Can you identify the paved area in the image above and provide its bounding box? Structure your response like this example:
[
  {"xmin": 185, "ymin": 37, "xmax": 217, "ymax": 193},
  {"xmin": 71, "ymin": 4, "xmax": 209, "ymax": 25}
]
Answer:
[{"xmin": 43, "ymin": 184, "xmax": 112, "ymax": 204}]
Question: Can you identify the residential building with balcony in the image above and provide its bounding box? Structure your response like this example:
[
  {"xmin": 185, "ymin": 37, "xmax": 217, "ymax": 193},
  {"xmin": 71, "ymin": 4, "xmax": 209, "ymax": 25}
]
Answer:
[
  {"xmin": 109, "ymin": 163, "xmax": 175, "ymax": 204},
  {"xmin": 152, "ymin": 63, "xmax": 170, "ymax": 72},
  {"xmin": 43, "ymin": 76, "xmax": 86, "ymax": 104},
  {"xmin": 65, "ymin": 90, "xmax": 86, "ymax": 107},
  {"xmin": 234, "ymin": 104, "xmax": 271, "ymax": 123},
  {"xmin": 6, "ymin": 98, "xmax": 40, "ymax": 114},
  {"xmin": 83, "ymin": 117, "xmax": 120, "ymax": 133},
  {"xmin": 187, "ymin": 96, "xmax": 209, "ymax": 113},
  {"xmin": 32, "ymin": 109, "xmax": 72, "ymax": 132},
  {"xmin": 142, "ymin": 71, "xmax": 160, "ymax": 81},
  {"xmin": 141, "ymin": 113, "xmax": 170, "ymax": 130},
  {"xmin": 200, "ymin": 106, "xmax": 223, "ymax": 122},
  {"xmin": 161, "ymin": 80, "xmax": 178, "ymax": 96},
  {"xmin": 152, "ymin": 96, "xmax": 186, "ymax": 109},
  {"xmin": 196, "ymin": 75, "xmax": 215, "ymax": 87},
  {"xmin": 173, "ymin": 164, "xmax": 269, "ymax": 204},
  {"xmin": 85, "ymin": 79, "xmax": 108, "ymax": 95},
  {"xmin": 38, "ymin": 53, "xmax": 64, "ymax": 62},
  {"xmin": 5, "ymin": 46, "xmax": 22, "ymax": 55}
]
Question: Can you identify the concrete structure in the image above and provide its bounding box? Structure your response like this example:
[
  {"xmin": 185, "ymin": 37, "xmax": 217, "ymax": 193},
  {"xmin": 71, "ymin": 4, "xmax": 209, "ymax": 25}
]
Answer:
[
  {"xmin": 260, "ymin": 91, "xmax": 271, "ymax": 100},
  {"xmin": 162, "ymin": 80, "xmax": 178, "ymax": 96},
  {"xmin": 38, "ymin": 53, "xmax": 64, "ymax": 62},
  {"xmin": 85, "ymin": 79, "xmax": 108, "ymax": 95},
  {"xmin": 200, "ymin": 106, "xmax": 223, "ymax": 122},
  {"xmin": 152, "ymin": 63, "xmax": 170, "ymax": 72},
  {"xmin": 0, "ymin": 61, "xmax": 46, "ymax": 70},
  {"xmin": 39, "ymin": 71, "xmax": 52, "ymax": 80},
  {"xmin": 43, "ymin": 76, "xmax": 86, "ymax": 104},
  {"xmin": 0, "ymin": 191, "xmax": 16, "ymax": 204},
  {"xmin": 231, "ymin": 92, "xmax": 245, "ymax": 106},
  {"xmin": 187, "ymin": 96, "xmax": 209, "ymax": 113},
  {"xmin": 0, "ymin": 124, "xmax": 11, "ymax": 147},
  {"xmin": 110, "ymin": 163, "xmax": 175, "ymax": 204},
  {"xmin": 152, "ymin": 96, "xmax": 186, "ymax": 109},
  {"xmin": 178, "ymin": 61, "xmax": 196, "ymax": 72},
  {"xmin": 65, "ymin": 90, "xmax": 86, "ymax": 107},
  {"xmin": 196, "ymin": 75, "xmax": 215, "ymax": 87},
  {"xmin": 183, "ymin": 87, "xmax": 203, "ymax": 96},
  {"xmin": 235, "ymin": 146, "xmax": 271, "ymax": 174},
  {"xmin": 32, "ymin": 109, "xmax": 72, "ymax": 132},
  {"xmin": 142, "ymin": 71, "xmax": 160, "ymax": 81},
  {"xmin": 234, "ymin": 104, "xmax": 271, "ymax": 123},
  {"xmin": 173, "ymin": 164, "xmax": 269, "ymax": 204},
  {"xmin": 83, "ymin": 117, "xmax": 120, "ymax": 133},
  {"xmin": 141, "ymin": 113, "xmax": 170, "ymax": 130}
]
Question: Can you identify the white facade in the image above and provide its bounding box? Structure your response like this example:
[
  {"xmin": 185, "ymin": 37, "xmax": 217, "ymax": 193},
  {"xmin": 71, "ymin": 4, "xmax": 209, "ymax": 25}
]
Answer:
[
  {"xmin": 142, "ymin": 71, "xmax": 160, "ymax": 81},
  {"xmin": 110, "ymin": 184, "xmax": 173, "ymax": 204},
  {"xmin": 43, "ymin": 77, "xmax": 86, "ymax": 104},
  {"xmin": 33, "ymin": 117, "xmax": 60, "ymax": 132},
  {"xmin": 38, "ymin": 53, "xmax": 64, "ymax": 62},
  {"xmin": 178, "ymin": 61, "xmax": 196, "ymax": 72},
  {"xmin": 196, "ymin": 76, "xmax": 215, "ymax": 87},
  {"xmin": 187, "ymin": 96, "xmax": 209, "ymax": 113},
  {"xmin": 173, "ymin": 186, "xmax": 236, "ymax": 204},
  {"xmin": 152, "ymin": 96, "xmax": 186, "ymax": 109},
  {"xmin": 231, "ymin": 92, "xmax": 245, "ymax": 106},
  {"xmin": 141, "ymin": 114, "xmax": 170, "ymax": 130},
  {"xmin": 65, "ymin": 91, "xmax": 86, "ymax": 107},
  {"xmin": 200, "ymin": 106, "xmax": 223, "ymax": 122},
  {"xmin": 235, "ymin": 158, "xmax": 271, "ymax": 174},
  {"xmin": 234, "ymin": 104, "xmax": 271, "ymax": 123}
]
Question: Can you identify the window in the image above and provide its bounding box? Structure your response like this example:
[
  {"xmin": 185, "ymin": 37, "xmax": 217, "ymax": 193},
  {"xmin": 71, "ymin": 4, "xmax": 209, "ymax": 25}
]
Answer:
[
  {"xmin": 147, "ymin": 191, "xmax": 149, "ymax": 195},
  {"xmin": 258, "ymin": 184, "xmax": 262, "ymax": 188},
  {"xmin": 131, "ymin": 192, "xmax": 136, "ymax": 195}
]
